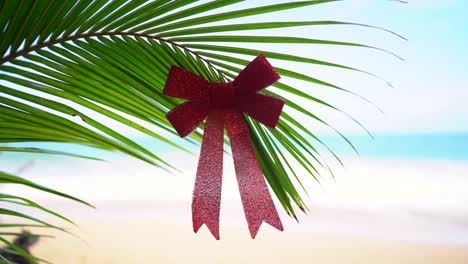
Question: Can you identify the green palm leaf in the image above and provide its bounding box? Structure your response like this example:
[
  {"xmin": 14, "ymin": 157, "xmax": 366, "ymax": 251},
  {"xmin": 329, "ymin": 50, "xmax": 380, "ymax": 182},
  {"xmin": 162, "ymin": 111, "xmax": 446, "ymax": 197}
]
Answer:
[{"xmin": 0, "ymin": 1, "xmax": 403, "ymax": 252}]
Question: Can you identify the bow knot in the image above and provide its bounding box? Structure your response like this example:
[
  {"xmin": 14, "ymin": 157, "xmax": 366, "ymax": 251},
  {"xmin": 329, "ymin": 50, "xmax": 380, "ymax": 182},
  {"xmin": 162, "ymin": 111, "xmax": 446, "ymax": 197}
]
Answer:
[{"xmin": 208, "ymin": 83, "xmax": 237, "ymax": 110}]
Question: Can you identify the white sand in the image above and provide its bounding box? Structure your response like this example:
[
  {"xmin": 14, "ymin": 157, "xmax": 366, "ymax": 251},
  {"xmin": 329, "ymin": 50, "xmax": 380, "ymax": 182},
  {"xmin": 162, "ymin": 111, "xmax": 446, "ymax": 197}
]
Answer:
[
  {"xmin": 29, "ymin": 218, "xmax": 468, "ymax": 264},
  {"xmin": 2, "ymin": 156, "xmax": 468, "ymax": 263}
]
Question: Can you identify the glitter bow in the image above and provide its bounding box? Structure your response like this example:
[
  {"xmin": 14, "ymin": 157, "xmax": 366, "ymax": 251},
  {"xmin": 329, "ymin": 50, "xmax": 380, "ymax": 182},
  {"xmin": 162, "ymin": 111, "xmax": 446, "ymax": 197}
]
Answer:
[{"xmin": 163, "ymin": 55, "xmax": 284, "ymax": 239}]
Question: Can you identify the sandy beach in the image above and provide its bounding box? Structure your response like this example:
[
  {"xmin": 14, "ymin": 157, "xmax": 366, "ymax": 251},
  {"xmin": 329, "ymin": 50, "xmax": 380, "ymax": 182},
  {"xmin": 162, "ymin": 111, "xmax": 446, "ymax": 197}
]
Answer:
[
  {"xmin": 2, "ymin": 156, "xmax": 468, "ymax": 263},
  {"xmin": 2, "ymin": 0, "xmax": 468, "ymax": 262},
  {"xmin": 29, "ymin": 218, "xmax": 468, "ymax": 264}
]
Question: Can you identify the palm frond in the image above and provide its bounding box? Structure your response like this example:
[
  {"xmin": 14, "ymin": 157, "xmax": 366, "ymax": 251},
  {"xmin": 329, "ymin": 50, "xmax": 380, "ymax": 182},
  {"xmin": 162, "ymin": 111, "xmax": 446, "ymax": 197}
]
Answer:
[
  {"xmin": 1, "ymin": 0, "xmax": 402, "ymax": 222},
  {"xmin": 0, "ymin": 171, "xmax": 92, "ymax": 263}
]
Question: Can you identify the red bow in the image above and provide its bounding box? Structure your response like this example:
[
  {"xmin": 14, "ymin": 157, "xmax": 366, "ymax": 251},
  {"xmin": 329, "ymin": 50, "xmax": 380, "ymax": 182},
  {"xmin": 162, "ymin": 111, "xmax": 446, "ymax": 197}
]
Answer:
[{"xmin": 164, "ymin": 55, "xmax": 284, "ymax": 239}]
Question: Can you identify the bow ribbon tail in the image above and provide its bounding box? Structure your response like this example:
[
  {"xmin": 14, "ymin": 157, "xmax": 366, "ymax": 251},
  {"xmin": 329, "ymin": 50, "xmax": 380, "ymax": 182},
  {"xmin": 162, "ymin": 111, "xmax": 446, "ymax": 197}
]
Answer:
[
  {"xmin": 224, "ymin": 111, "xmax": 284, "ymax": 238},
  {"xmin": 192, "ymin": 111, "xmax": 224, "ymax": 240}
]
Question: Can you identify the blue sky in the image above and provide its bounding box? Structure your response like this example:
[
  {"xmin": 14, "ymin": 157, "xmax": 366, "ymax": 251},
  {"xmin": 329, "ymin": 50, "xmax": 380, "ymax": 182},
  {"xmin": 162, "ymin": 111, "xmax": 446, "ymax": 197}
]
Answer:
[
  {"xmin": 336, "ymin": 0, "xmax": 468, "ymax": 134},
  {"xmin": 313, "ymin": 0, "xmax": 468, "ymax": 134},
  {"xmin": 194, "ymin": 0, "xmax": 468, "ymax": 135}
]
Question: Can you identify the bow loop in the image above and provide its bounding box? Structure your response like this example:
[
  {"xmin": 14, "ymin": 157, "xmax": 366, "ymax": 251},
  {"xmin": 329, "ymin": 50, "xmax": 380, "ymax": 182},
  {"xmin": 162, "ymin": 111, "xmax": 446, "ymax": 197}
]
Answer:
[
  {"xmin": 233, "ymin": 55, "xmax": 280, "ymax": 95},
  {"xmin": 238, "ymin": 93, "xmax": 285, "ymax": 128},
  {"xmin": 166, "ymin": 101, "xmax": 209, "ymax": 138},
  {"xmin": 163, "ymin": 66, "xmax": 210, "ymax": 101}
]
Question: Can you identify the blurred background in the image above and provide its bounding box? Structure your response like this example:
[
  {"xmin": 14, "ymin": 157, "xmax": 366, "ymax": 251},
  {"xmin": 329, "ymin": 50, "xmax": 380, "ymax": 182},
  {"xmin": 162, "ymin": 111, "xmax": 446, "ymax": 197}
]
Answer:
[{"xmin": 1, "ymin": 0, "xmax": 467, "ymax": 263}]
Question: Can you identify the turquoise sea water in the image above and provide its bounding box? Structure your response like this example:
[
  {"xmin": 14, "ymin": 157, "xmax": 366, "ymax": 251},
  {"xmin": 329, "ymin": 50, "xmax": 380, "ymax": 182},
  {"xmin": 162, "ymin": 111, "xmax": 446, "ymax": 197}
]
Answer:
[
  {"xmin": 325, "ymin": 133, "xmax": 468, "ymax": 161},
  {"xmin": 2, "ymin": 133, "xmax": 468, "ymax": 161}
]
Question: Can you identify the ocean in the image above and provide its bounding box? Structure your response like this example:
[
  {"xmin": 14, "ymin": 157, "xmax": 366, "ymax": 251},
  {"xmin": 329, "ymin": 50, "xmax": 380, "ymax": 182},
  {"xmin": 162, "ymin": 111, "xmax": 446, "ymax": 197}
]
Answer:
[
  {"xmin": 3, "ymin": 133, "xmax": 468, "ymax": 161},
  {"xmin": 1, "ymin": 133, "xmax": 468, "ymax": 245},
  {"xmin": 327, "ymin": 133, "xmax": 468, "ymax": 161}
]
